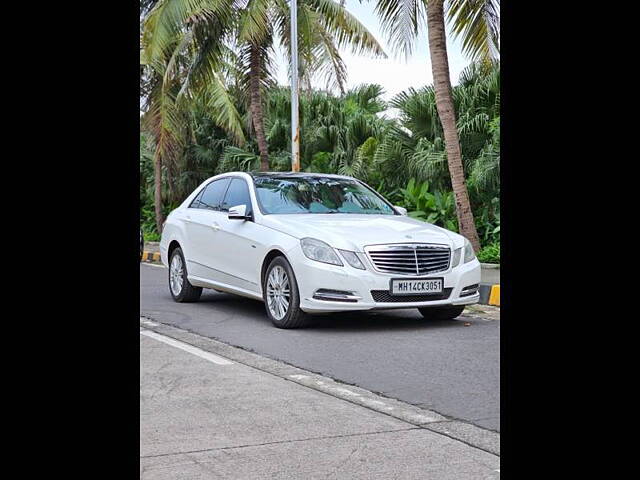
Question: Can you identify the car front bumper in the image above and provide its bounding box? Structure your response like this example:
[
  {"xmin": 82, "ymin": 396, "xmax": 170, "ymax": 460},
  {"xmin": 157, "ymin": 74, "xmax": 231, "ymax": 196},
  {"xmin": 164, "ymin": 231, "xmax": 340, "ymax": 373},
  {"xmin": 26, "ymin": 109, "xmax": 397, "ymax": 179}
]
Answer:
[{"xmin": 286, "ymin": 246, "xmax": 481, "ymax": 313}]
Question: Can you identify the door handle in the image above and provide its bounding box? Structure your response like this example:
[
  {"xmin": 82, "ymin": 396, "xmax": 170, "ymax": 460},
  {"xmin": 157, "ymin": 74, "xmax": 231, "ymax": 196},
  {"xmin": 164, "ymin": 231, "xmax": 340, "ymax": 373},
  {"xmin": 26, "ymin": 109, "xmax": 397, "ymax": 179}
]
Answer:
[{"xmin": 211, "ymin": 222, "xmax": 220, "ymax": 231}]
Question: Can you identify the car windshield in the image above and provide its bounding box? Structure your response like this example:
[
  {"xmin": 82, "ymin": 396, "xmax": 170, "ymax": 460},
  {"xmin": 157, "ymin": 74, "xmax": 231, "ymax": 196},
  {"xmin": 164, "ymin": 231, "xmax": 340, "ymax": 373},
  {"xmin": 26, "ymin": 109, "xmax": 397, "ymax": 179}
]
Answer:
[{"xmin": 253, "ymin": 176, "xmax": 396, "ymax": 215}]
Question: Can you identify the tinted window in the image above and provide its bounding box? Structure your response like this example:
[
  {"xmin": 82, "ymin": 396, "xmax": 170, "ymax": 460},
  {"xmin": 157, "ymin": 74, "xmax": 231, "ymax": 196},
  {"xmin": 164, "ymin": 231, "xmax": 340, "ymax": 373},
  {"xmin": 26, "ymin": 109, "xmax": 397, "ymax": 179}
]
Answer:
[
  {"xmin": 221, "ymin": 178, "xmax": 252, "ymax": 214},
  {"xmin": 254, "ymin": 176, "xmax": 395, "ymax": 215},
  {"xmin": 198, "ymin": 178, "xmax": 231, "ymax": 210}
]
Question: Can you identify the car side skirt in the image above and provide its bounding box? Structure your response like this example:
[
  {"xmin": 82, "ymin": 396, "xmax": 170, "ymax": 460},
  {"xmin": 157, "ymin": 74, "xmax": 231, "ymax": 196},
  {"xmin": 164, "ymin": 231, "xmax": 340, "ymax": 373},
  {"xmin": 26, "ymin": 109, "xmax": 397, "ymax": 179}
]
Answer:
[{"xmin": 187, "ymin": 275, "xmax": 264, "ymax": 301}]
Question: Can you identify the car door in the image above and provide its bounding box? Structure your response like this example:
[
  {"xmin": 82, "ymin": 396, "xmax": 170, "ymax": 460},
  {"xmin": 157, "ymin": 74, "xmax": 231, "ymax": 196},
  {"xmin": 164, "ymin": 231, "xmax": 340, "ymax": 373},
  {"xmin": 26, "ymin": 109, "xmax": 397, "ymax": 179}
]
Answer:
[
  {"xmin": 182, "ymin": 177, "xmax": 231, "ymax": 282},
  {"xmin": 215, "ymin": 177, "xmax": 265, "ymax": 294}
]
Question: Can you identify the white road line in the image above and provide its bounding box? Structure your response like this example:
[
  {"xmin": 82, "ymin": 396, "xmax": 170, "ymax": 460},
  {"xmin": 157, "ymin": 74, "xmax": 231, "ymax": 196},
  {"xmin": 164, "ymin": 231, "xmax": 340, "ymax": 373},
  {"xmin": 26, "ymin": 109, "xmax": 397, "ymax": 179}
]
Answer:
[{"xmin": 140, "ymin": 330, "xmax": 233, "ymax": 365}]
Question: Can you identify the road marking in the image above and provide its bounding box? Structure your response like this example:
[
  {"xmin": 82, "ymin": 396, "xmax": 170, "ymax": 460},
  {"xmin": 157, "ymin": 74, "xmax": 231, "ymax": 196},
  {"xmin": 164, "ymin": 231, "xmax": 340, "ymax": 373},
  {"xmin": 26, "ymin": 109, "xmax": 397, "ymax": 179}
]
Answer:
[{"xmin": 140, "ymin": 330, "xmax": 233, "ymax": 365}]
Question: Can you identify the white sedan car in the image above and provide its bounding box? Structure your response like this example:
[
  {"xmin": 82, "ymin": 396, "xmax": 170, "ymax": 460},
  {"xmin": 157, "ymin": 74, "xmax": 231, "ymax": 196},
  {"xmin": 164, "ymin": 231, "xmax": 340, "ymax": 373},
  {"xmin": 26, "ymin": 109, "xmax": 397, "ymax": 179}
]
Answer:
[{"xmin": 160, "ymin": 172, "xmax": 480, "ymax": 328}]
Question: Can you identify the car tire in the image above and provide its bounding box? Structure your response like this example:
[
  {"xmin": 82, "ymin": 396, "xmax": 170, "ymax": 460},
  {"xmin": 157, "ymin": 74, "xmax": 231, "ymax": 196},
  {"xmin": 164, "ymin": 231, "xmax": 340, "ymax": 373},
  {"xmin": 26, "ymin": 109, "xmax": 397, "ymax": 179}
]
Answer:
[
  {"xmin": 418, "ymin": 305, "xmax": 465, "ymax": 321},
  {"xmin": 168, "ymin": 247, "xmax": 202, "ymax": 303},
  {"xmin": 263, "ymin": 256, "xmax": 307, "ymax": 329}
]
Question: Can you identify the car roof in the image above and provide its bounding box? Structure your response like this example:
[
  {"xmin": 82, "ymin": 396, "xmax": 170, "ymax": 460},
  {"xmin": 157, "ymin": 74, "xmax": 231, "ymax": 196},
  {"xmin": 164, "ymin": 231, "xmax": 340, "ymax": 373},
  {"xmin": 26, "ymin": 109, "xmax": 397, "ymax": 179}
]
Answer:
[{"xmin": 248, "ymin": 172, "xmax": 355, "ymax": 181}]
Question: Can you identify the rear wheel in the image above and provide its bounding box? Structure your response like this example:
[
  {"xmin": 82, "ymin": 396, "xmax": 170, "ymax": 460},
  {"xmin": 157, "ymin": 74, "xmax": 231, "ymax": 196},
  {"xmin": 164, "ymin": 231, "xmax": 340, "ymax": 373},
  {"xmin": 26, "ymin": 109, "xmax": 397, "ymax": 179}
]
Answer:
[
  {"xmin": 418, "ymin": 305, "xmax": 465, "ymax": 321},
  {"xmin": 169, "ymin": 247, "xmax": 202, "ymax": 303},
  {"xmin": 263, "ymin": 256, "xmax": 307, "ymax": 328}
]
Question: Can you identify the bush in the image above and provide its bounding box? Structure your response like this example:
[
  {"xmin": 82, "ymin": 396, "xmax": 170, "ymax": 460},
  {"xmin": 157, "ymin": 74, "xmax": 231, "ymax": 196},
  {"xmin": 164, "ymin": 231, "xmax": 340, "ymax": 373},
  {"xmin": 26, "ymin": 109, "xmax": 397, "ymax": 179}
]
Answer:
[
  {"xmin": 477, "ymin": 243, "xmax": 500, "ymax": 264},
  {"xmin": 399, "ymin": 178, "xmax": 458, "ymax": 232}
]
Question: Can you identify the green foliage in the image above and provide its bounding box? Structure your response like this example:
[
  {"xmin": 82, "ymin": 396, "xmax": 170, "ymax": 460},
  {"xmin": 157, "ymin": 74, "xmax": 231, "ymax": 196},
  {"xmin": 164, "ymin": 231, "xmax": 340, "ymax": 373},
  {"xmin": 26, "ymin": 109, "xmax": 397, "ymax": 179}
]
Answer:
[
  {"xmin": 309, "ymin": 151, "xmax": 333, "ymax": 173},
  {"xmin": 218, "ymin": 146, "xmax": 260, "ymax": 172},
  {"xmin": 477, "ymin": 243, "xmax": 500, "ymax": 264},
  {"xmin": 399, "ymin": 179, "xmax": 458, "ymax": 231},
  {"xmin": 373, "ymin": 0, "xmax": 499, "ymax": 62},
  {"xmin": 140, "ymin": 61, "xmax": 500, "ymax": 247},
  {"xmin": 140, "ymin": 201, "xmax": 175, "ymax": 242},
  {"xmin": 474, "ymin": 196, "xmax": 500, "ymax": 245}
]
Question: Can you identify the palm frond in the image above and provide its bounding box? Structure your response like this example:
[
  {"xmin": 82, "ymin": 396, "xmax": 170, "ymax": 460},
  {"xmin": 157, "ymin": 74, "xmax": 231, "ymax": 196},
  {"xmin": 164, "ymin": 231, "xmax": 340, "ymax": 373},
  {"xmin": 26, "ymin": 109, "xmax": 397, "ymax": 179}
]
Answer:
[
  {"xmin": 142, "ymin": 77, "xmax": 186, "ymax": 174},
  {"xmin": 238, "ymin": 0, "xmax": 272, "ymax": 45},
  {"xmin": 218, "ymin": 145, "xmax": 260, "ymax": 172},
  {"xmin": 142, "ymin": 0, "xmax": 233, "ymax": 67},
  {"xmin": 446, "ymin": 0, "xmax": 500, "ymax": 61},
  {"xmin": 373, "ymin": 0, "xmax": 424, "ymax": 58},
  {"xmin": 310, "ymin": 0, "xmax": 387, "ymax": 57}
]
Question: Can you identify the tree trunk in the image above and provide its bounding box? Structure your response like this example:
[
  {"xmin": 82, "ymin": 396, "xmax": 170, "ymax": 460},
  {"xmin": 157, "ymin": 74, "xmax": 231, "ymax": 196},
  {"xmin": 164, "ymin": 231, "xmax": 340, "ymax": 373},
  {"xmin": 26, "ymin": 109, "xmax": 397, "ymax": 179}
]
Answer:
[
  {"xmin": 154, "ymin": 150, "xmax": 164, "ymax": 234},
  {"xmin": 249, "ymin": 44, "xmax": 269, "ymax": 171},
  {"xmin": 426, "ymin": 0, "xmax": 481, "ymax": 252},
  {"xmin": 166, "ymin": 164, "xmax": 176, "ymax": 204}
]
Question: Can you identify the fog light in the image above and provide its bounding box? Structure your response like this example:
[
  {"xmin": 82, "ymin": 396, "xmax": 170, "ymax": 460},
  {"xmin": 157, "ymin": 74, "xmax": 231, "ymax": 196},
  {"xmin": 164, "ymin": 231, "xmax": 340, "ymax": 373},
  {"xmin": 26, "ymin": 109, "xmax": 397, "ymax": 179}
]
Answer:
[
  {"xmin": 313, "ymin": 289, "xmax": 361, "ymax": 302},
  {"xmin": 460, "ymin": 284, "xmax": 479, "ymax": 297}
]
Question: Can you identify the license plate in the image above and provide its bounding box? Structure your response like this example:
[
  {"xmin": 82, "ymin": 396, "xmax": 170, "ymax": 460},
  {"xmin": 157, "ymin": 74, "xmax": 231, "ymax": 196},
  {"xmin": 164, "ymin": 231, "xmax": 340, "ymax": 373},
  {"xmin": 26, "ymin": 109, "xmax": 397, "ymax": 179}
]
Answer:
[{"xmin": 390, "ymin": 278, "xmax": 443, "ymax": 295}]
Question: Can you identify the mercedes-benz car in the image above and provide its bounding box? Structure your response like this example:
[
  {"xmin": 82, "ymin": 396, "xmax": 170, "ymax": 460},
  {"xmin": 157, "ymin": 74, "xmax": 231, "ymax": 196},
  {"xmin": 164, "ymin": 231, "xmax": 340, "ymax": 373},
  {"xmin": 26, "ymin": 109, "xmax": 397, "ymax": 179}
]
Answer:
[{"xmin": 160, "ymin": 172, "xmax": 481, "ymax": 328}]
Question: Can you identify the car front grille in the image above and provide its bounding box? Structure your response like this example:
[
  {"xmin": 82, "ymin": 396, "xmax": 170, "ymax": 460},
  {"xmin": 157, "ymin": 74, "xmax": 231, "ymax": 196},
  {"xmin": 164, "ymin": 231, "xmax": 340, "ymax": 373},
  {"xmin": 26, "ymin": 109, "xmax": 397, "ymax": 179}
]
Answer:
[
  {"xmin": 365, "ymin": 244, "xmax": 451, "ymax": 275},
  {"xmin": 370, "ymin": 288, "xmax": 453, "ymax": 303}
]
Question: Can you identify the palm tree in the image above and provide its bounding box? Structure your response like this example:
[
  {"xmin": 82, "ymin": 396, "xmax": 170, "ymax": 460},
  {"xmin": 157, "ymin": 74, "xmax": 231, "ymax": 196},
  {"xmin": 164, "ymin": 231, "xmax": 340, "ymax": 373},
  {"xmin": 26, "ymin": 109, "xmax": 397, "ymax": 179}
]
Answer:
[
  {"xmin": 373, "ymin": 0, "xmax": 499, "ymax": 251},
  {"xmin": 140, "ymin": 0, "xmax": 247, "ymax": 231},
  {"xmin": 217, "ymin": 83, "xmax": 391, "ymax": 176},
  {"xmin": 235, "ymin": 0, "xmax": 386, "ymax": 170},
  {"xmin": 372, "ymin": 61, "xmax": 498, "ymax": 197},
  {"xmin": 143, "ymin": 0, "xmax": 385, "ymax": 181},
  {"xmin": 427, "ymin": 0, "xmax": 478, "ymax": 250}
]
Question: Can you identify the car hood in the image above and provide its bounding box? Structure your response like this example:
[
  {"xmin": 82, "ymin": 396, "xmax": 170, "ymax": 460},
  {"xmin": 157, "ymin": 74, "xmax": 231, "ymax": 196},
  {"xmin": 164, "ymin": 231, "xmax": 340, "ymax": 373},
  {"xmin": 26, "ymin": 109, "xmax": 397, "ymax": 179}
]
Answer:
[{"xmin": 260, "ymin": 214, "xmax": 463, "ymax": 251}]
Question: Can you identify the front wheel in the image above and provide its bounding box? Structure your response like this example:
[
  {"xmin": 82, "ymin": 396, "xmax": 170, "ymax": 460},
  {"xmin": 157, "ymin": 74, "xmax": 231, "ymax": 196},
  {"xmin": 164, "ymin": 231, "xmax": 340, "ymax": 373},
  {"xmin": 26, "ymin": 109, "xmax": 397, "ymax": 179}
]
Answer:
[
  {"xmin": 418, "ymin": 305, "xmax": 465, "ymax": 321},
  {"xmin": 263, "ymin": 256, "xmax": 307, "ymax": 328},
  {"xmin": 169, "ymin": 247, "xmax": 202, "ymax": 302}
]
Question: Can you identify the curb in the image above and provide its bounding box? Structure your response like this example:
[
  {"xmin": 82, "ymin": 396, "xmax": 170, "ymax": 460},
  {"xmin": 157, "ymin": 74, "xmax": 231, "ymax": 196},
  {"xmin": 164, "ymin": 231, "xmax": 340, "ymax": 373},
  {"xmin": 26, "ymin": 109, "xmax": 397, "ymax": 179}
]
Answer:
[
  {"xmin": 141, "ymin": 251, "xmax": 161, "ymax": 263},
  {"xmin": 480, "ymin": 263, "xmax": 499, "ymax": 269},
  {"xmin": 478, "ymin": 284, "xmax": 500, "ymax": 306}
]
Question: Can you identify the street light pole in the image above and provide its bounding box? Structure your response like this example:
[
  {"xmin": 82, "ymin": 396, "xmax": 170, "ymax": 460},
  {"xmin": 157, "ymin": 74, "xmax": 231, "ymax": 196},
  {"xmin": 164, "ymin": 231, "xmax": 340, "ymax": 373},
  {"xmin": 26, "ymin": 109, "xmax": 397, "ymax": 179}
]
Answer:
[{"xmin": 290, "ymin": 0, "xmax": 300, "ymax": 172}]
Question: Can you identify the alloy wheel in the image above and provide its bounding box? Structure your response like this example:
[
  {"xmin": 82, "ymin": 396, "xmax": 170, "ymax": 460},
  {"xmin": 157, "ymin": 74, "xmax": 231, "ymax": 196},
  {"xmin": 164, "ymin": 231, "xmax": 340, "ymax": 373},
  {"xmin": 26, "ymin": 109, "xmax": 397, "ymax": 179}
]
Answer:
[
  {"xmin": 169, "ymin": 254, "xmax": 184, "ymax": 296},
  {"xmin": 266, "ymin": 265, "xmax": 290, "ymax": 320}
]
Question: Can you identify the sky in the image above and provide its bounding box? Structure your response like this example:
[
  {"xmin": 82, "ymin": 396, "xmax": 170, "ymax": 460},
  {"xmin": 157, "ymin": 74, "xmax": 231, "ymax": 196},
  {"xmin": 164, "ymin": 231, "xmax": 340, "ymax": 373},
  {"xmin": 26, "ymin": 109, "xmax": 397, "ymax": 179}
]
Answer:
[{"xmin": 274, "ymin": 0, "xmax": 472, "ymax": 102}]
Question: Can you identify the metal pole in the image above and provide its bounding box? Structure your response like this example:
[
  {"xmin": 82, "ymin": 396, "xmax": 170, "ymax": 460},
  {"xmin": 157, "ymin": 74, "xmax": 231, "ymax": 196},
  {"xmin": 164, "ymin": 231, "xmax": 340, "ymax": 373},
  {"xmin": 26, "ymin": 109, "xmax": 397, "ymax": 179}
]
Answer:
[{"xmin": 290, "ymin": 0, "xmax": 300, "ymax": 172}]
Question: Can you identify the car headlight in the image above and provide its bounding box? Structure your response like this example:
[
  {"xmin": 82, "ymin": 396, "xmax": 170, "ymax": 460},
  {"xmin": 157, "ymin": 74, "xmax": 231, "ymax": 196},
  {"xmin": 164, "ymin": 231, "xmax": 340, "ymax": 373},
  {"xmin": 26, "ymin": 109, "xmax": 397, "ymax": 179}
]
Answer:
[
  {"xmin": 337, "ymin": 249, "xmax": 366, "ymax": 270},
  {"xmin": 300, "ymin": 238, "xmax": 343, "ymax": 266},
  {"xmin": 452, "ymin": 247, "xmax": 462, "ymax": 267},
  {"xmin": 463, "ymin": 238, "xmax": 476, "ymax": 263}
]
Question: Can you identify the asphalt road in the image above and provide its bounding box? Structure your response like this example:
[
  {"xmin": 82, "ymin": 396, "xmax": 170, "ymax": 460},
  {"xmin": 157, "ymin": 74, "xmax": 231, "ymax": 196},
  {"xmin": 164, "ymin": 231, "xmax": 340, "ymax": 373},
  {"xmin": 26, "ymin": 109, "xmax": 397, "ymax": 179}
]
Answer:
[{"xmin": 140, "ymin": 263, "xmax": 500, "ymax": 431}]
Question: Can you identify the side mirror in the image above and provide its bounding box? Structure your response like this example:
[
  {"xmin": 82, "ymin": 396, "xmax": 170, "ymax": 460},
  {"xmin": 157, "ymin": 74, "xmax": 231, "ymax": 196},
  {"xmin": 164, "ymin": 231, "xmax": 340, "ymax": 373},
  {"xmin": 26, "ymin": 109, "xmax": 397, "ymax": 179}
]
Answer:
[
  {"xmin": 228, "ymin": 204, "xmax": 249, "ymax": 220},
  {"xmin": 394, "ymin": 206, "xmax": 408, "ymax": 216}
]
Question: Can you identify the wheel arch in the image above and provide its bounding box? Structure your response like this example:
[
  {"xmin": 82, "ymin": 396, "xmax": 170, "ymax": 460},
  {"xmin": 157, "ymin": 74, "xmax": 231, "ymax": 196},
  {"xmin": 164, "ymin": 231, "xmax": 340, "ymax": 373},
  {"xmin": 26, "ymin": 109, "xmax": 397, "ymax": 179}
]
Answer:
[
  {"xmin": 168, "ymin": 240, "xmax": 182, "ymax": 260},
  {"xmin": 260, "ymin": 248, "xmax": 290, "ymax": 290}
]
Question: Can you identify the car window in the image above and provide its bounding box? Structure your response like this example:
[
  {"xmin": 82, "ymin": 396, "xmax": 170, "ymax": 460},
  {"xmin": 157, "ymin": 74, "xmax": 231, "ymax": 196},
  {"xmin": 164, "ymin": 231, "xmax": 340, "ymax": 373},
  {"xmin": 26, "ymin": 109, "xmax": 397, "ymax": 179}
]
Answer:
[
  {"xmin": 188, "ymin": 188, "xmax": 205, "ymax": 209},
  {"xmin": 221, "ymin": 178, "xmax": 252, "ymax": 214},
  {"xmin": 198, "ymin": 178, "xmax": 231, "ymax": 211}
]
